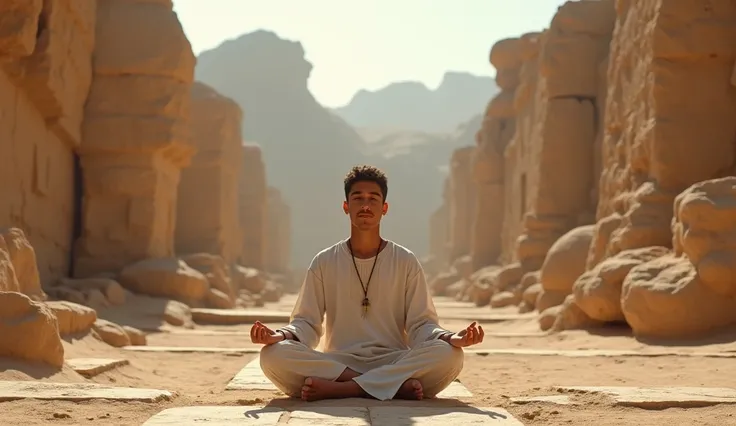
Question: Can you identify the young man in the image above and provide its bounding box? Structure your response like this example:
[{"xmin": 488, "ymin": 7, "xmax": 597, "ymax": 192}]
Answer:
[{"xmin": 250, "ymin": 165, "xmax": 484, "ymax": 402}]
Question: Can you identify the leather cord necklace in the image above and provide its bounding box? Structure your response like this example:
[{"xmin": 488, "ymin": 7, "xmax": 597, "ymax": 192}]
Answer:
[{"xmin": 348, "ymin": 238, "xmax": 382, "ymax": 317}]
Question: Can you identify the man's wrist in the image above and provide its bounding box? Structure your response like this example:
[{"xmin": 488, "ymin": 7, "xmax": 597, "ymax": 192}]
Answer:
[
  {"xmin": 439, "ymin": 332, "xmax": 454, "ymax": 344},
  {"xmin": 276, "ymin": 330, "xmax": 287, "ymax": 341}
]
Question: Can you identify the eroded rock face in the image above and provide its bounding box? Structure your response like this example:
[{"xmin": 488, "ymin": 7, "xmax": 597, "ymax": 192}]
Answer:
[
  {"xmin": 512, "ymin": 1, "xmax": 615, "ymax": 273},
  {"xmin": 470, "ymin": 37, "xmax": 522, "ymax": 270},
  {"xmin": 238, "ymin": 144, "xmax": 268, "ymax": 269},
  {"xmin": 75, "ymin": 0, "xmax": 196, "ymax": 277},
  {"xmin": 500, "ymin": 32, "xmax": 542, "ymax": 267},
  {"xmin": 428, "ymin": 178, "xmax": 451, "ymax": 272},
  {"xmin": 264, "ymin": 187, "xmax": 291, "ymax": 274},
  {"xmin": 0, "ymin": 291, "xmax": 64, "ymax": 367},
  {"xmin": 621, "ymin": 178, "xmax": 736, "ymax": 337},
  {"xmin": 573, "ymin": 246, "xmax": 669, "ymax": 322},
  {"xmin": 0, "ymin": 0, "xmax": 96, "ymax": 283},
  {"xmin": 176, "ymin": 82, "xmax": 243, "ymax": 264},
  {"xmin": 592, "ymin": 1, "xmax": 736, "ymax": 264},
  {"xmin": 448, "ymin": 146, "xmax": 476, "ymax": 262}
]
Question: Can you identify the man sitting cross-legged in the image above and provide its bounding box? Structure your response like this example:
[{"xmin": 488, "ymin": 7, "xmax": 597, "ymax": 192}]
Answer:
[{"xmin": 250, "ymin": 165, "xmax": 484, "ymax": 402}]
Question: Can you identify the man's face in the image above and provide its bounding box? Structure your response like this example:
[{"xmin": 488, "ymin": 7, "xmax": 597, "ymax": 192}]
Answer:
[{"xmin": 343, "ymin": 181, "xmax": 388, "ymax": 230}]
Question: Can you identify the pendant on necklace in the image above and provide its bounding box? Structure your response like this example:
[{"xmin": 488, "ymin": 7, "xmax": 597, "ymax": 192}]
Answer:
[{"xmin": 361, "ymin": 297, "xmax": 370, "ymax": 316}]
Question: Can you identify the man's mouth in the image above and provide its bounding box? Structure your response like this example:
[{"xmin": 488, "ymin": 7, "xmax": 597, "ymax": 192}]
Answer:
[{"xmin": 358, "ymin": 213, "xmax": 372, "ymax": 218}]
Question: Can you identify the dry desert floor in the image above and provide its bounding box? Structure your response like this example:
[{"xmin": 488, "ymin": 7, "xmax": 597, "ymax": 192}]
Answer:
[{"xmin": 2, "ymin": 294, "xmax": 736, "ymax": 425}]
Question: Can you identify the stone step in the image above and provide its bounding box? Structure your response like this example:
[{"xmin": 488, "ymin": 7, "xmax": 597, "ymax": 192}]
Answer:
[
  {"xmin": 554, "ymin": 386, "xmax": 736, "ymax": 409},
  {"xmin": 438, "ymin": 312, "xmax": 535, "ymax": 323},
  {"xmin": 0, "ymin": 380, "xmax": 173, "ymax": 403},
  {"xmin": 466, "ymin": 348, "xmax": 736, "ymax": 358},
  {"xmin": 225, "ymin": 357, "xmax": 473, "ymax": 398},
  {"xmin": 122, "ymin": 345, "xmax": 260, "ymax": 354},
  {"xmin": 142, "ymin": 405, "xmax": 522, "ymax": 425},
  {"xmin": 66, "ymin": 358, "xmax": 129, "ymax": 378},
  {"xmin": 191, "ymin": 309, "xmax": 290, "ymax": 325}
]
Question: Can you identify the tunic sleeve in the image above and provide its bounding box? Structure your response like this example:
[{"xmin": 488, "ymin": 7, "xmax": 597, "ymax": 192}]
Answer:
[
  {"xmin": 279, "ymin": 268, "xmax": 325, "ymax": 349},
  {"xmin": 405, "ymin": 262, "xmax": 450, "ymax": 347}
]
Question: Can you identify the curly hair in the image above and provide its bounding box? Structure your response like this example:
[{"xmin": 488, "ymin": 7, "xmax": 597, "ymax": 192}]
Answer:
[{"xmin": 343, "ymin": 165, "xmax": 388, "ymax": 201}]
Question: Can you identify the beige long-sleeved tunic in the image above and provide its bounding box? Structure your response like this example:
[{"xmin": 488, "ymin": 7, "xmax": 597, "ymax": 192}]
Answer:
[{"xmin": 279, "ymin": 238, "xmax": 450, "ymax": 373}]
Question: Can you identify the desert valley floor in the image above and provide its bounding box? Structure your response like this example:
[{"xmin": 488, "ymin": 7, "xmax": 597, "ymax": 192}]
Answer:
[{"xmin": 2, "ymin": 294, "xmax": 735, "ymax": 425}]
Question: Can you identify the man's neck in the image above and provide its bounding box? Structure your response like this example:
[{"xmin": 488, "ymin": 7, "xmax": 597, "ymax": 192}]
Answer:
[{"xmin": 349, "ymin": 228, "xmax": 383, "ymax": 259}]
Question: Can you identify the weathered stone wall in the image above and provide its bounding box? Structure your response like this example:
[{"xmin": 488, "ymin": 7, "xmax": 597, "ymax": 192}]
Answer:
[
  {"xmin": 176, "ymin": 82, "xmax": 243, "ymax": 263},
  {"xmin": 448, "ymin": 146, "xmax": 476, "ymax": 262},
  {"xmin": 74, "ymin": 0, "xmax": 196, "ymax": 277},
  {"xmin": 428, "ymin": 177, "xmax": 451, "ymax": 271},
  {"xmin": 470, "ymin": 37, "xmax": 523, "ymax": 270},
  {"xmin": 264, "ymin": 187, "xmax": 291, "ymax": 274},
  {"xmin": 501, "ymin": 32, "xmax": 544, "ymax": 266},
  {"xmin": 591, "ymin": 0, "xmax": 736, "ymax": 266},
  {"xmin": 513, "ymin": 1, "xmax": 616, "ymax": 274},
  {"xmin": 0, "ymin": 0, "xmax": 96, "ymax": 284},
  {"xmin": 239, "ymin": 144, "xmax": 268, "ymax": 269}
]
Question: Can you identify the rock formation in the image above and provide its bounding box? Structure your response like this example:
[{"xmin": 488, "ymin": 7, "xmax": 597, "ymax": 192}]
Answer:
[
  {"xmin": 176, "ymin": 82, "xmax": 243, "ymax": 263},
  {"xmin": 75, "ymin": 0, "xmax": 196, "ymax": 277},
  {"xmin": 435, "ymin": 0, "xmax": 736, "ymax": 340},
  {"xmin": 239, "ymin": 144, "xmax": 268, "ymax": 269},
  {"xmin": 0, "ymin": 0, "xmax": 96, "ymax": 284},
  {"xmin": 513, "ymin": 1, "xmax": 616, "ymax": 274},
  {"xmin": 427, "ymin": 177, "xmax": 451, "ymax": 275},
  {"xmin": 448, "ymin": 146, "xmax": 477, "ymax": 262},
  {"xmin": 470, "ymin": 37, "xmax": 523, "ymax": 270},
  {"xmin": 264, "ymin": 187, "xmax": 291, "ymax": 275}
]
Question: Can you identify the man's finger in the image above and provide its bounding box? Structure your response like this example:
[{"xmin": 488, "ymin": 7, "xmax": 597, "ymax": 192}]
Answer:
[{"xmin": 478, "ymin": 325, "xmax": 485, "ymax": 342}]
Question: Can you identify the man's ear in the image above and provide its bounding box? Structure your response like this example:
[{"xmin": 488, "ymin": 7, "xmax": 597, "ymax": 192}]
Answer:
[
  {"xmin": 343, "ymin": 200, "xmax": 349, "ymax": 214},
  {"xmin": 382, "ymin": 202, "xmax": 389, "ymax": 215}
]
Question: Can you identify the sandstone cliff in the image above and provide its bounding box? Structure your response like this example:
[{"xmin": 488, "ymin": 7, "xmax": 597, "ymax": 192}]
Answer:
[
  {"xmin": 432, "ymin": 0, "xmax": 736, "ymax": 339},
  {"xmin": 0, "ymin": 0, "xmax": 290, "ymax": 372}
]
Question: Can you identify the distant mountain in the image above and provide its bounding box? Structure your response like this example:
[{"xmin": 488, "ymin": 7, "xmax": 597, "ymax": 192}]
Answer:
[
  {"xmin": 333, "ymin": 72, "xmax": 498, "ymax": 133},
  {"xmin": 194, "ymin": 30, "xmax": 486, "ymax": 268},
  {"xmin": 195, "ymin": 30, "xmax": 366, "ymax": 266}
]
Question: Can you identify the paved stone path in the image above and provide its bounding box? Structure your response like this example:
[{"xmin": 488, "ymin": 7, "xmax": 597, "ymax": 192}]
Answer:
[
  {"xmin": 225, "ymin": 357, "xmax": 474, "ymax": 398},
  {"xmin": 142, "ymin": 405, "xmax": 523, "ymax": 425},
  {"xmin": 0, "ymin": 381, "xmax": 173, "ymax": 403}
]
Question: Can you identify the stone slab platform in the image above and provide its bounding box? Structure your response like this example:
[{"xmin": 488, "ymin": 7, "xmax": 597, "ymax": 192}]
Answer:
[
  {"xmin": 439, "ymin": 312, "xmax": 535, "ymax": 323},
  {"xmin": 226, "ymin": 357, "xmax": 473, "ymax": 398},
  {"xmin": 66, "ymin": 358, "xmax": 130, "ymax": 377},
  {"xmin": 122, "ymin": 346, "xmax": 260, "ymax": 354},
  {"xmin": 555, "ymin": 386, "xmax": 736, "ymax": 409},
  {"xmin": 0, "ymin": 380, "xmax": 173, "ymax": 403},
  {"xmin": 191, "ymin": 309, "xmax": 290, "ymax": 325},
  {"xmin": 143, "ymin": 405, "xmax": 521, "ymax": 425},
  {"xmin": 466, "ymin": 348, "xmax": 736, "ymax": 358}
]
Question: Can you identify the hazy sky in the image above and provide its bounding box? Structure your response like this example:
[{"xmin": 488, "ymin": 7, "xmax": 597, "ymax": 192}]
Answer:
[{"xmin": 172, "ymin": 1, "xmax": 565, "ymax": 108}]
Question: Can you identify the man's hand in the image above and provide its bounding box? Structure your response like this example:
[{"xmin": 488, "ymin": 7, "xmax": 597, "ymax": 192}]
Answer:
[
  {"xmin": 250, "ymin": 321, "xmax": 284, "ymax": 346},
  {"xmin": 446, "ymin": 321, "xmax": 484, "ymax": 348}
]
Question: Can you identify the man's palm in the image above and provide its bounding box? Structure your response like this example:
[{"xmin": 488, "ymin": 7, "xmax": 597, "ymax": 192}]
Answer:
[
  {"xmin": 449, "ymin": 321, "xmax": 484, "ymax": 348},
  {"xmin": 250, "ymin": 321, "xmax": 283, "ymax": 345}
]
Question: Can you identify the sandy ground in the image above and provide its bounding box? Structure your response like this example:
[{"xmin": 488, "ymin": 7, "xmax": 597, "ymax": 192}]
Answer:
[{"xmin": 1, "ymin": 295, "xmax": 736, "ymax": 425}]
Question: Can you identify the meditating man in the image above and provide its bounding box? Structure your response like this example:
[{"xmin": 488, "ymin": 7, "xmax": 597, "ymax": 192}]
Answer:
[{"xmin": 250, "ymin": 165, "xmax": 484, "ymax": 402}]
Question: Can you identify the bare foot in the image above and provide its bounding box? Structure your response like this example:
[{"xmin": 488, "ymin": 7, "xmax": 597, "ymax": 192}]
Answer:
[
  {"xmin": 395, "ymin": 378, "xmax": 423, "ymax": 400},
  {"xmin": 301, "ymin": 377, "xmax": 365, "ymax": 402}
]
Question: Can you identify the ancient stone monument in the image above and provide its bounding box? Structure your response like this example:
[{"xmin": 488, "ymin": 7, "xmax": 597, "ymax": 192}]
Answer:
[{"xmin": 176, "ymin": 82, "xmax": 243, "ymax": 264}]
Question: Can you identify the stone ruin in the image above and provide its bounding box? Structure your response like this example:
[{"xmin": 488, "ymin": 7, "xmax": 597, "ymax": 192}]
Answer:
[
  {"xmin": 430, "ymin": 0, "xmax": 736, "ymax": 339},
  {"xmin": 0, "ymin": 0, "xmax": 292, "ymax": 368}
]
